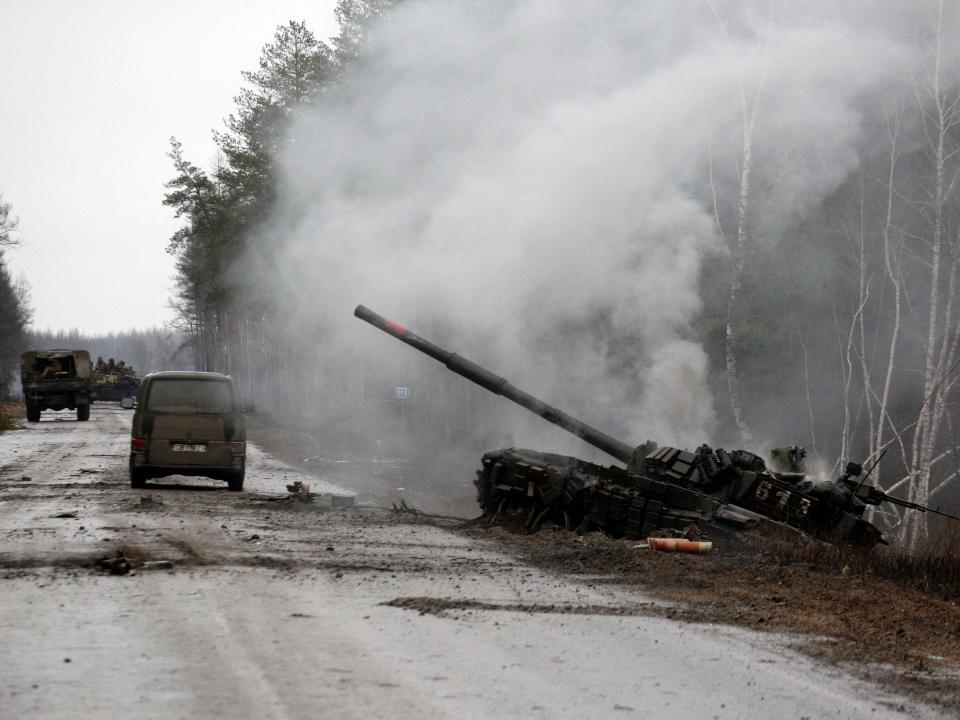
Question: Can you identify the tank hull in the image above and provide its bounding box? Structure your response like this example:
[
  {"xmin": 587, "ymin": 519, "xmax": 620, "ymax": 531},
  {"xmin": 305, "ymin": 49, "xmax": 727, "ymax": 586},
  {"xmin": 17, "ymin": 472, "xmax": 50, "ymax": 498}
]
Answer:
[{"xmin": 475, "ymin": 447, "xmax": 883, "ymax": 546}]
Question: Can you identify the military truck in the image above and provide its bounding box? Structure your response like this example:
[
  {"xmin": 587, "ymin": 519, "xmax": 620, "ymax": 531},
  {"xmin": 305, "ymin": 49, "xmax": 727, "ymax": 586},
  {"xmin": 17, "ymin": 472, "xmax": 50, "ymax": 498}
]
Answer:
[{"xmin": 21, "ymin": 349, "xmax": 93, "ymax": 422}]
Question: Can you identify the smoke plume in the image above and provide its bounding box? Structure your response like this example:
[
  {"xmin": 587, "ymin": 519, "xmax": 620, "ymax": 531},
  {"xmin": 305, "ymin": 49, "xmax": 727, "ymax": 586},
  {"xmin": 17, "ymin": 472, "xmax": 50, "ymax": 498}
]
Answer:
[{"xmin": 256, "ymin": 1, "xmax": 930, "ymax": 453}]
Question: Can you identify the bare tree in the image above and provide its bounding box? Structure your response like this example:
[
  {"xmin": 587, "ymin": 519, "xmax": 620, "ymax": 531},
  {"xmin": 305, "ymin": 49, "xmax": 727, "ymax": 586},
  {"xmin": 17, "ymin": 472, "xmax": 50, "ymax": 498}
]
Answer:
[
  {"xmin": 903, "ymin": 0, "xmax": 960, "ymax": 547},
  {"xmin": 707, "ymin": 0, "xmax": 773, "ymax": 447}
]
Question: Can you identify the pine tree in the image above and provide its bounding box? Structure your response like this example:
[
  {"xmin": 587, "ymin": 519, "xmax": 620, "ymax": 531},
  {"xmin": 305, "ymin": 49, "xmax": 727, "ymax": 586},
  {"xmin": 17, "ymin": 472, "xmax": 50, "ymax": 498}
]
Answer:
[{"xmin": 0, "ymin": 191, "xmax": 30, "ymax": 398}]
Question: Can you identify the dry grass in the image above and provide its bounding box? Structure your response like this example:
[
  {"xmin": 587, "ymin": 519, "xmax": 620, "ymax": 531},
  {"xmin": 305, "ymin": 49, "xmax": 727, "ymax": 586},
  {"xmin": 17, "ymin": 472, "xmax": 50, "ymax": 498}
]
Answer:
[
  {"xmin": 0, "ymin": 400, "xmax": 23, "ymax": 433},
  {"xmin": 742, "ymin": 527, "xmax": 960, "ymax": 600}
]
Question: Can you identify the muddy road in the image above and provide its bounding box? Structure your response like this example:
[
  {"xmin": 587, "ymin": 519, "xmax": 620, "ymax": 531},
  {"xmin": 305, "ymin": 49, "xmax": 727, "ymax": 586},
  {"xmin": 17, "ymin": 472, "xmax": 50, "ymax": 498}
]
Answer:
[{"xmin": 0, "ymin": 406, "xmax": 945, "ymax": 718}]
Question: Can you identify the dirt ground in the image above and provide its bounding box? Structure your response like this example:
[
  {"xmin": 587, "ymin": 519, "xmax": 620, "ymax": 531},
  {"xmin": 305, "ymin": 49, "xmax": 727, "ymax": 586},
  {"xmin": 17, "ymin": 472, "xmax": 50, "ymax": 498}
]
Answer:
[
  {"xmin": 458, "ymin": 525, "xmax": 960, "ymax": 712},
  {"xmin": 0, "ymin": 400, "xmax": 22, "ymax": 432},
  {"xmin": 248, "ymin": 415, "xmax": 960, "ymax": 714}
]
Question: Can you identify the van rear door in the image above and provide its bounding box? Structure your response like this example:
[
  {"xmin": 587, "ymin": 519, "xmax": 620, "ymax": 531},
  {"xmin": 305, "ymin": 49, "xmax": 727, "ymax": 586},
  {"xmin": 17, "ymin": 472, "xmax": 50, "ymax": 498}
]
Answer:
[{"xmin": 143, "ymin": 378, "xmax": 238, "ymax": 467}]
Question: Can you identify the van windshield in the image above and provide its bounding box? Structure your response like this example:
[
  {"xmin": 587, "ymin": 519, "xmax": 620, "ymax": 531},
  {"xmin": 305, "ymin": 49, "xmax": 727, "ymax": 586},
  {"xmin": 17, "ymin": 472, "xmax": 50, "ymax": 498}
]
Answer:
[{"xmin": 147, "ymin": 379, "xmax": 235, "ymax": 413}]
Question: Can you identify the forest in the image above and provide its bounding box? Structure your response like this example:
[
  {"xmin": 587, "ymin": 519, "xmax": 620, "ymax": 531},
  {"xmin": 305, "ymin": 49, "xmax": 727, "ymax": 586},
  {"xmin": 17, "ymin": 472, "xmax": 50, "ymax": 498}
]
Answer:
[{"xmin": 0, "ymin": 192, "xmax": 30, "ymax": 399}]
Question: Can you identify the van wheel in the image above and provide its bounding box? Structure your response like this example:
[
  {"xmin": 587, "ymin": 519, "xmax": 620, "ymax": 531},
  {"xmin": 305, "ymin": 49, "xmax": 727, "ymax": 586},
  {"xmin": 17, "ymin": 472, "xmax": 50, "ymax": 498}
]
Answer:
[
  {"xmin": 26, "ymin": 405, "xmax": 41, "ymax": 422},
  {"xmin": 227, "ymin": 471, "xmax": 244, "ymax": 492},
  {"xmin": 77, "ymin": 405, "xmax": 90, "ymax": 421},
  {"xmin": 130, "ymin": 466, "xmax": 147, "ymax": 488}
]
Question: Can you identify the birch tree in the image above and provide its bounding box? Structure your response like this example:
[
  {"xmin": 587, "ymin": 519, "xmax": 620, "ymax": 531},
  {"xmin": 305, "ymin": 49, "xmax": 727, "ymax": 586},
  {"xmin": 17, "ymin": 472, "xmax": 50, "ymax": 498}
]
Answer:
[
  {"xmin": 708, "ymin": 0, "xmax": 772, "ymax": 447},
  {"xmin": 903, "ymin": 0, "xmax": 960, "ymax": 547}
]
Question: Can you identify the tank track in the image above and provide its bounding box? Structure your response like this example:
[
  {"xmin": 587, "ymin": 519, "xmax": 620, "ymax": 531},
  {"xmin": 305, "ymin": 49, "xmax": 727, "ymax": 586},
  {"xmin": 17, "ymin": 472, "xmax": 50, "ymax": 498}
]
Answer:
[{"xmin": 474, "ymin": 448, "xmax": 721, "ymax": 539}]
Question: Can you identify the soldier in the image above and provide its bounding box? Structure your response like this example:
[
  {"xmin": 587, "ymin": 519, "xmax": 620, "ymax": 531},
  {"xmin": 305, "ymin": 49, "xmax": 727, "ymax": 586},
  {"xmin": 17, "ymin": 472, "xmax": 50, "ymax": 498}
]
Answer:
[
  {"xmin": 770, "ymin": 445, "xmax": 806, "ymax": 474},
  {"xmin": 96, "ymin": 356, "xmax": 105, "ymax": 372},
  {"xmin": 107, "ymin": 358, "xmax": 116, "ymax": 371},
  {"xmin": 41, "ymin": 360, "xmax": 62, "ymax": 379}
]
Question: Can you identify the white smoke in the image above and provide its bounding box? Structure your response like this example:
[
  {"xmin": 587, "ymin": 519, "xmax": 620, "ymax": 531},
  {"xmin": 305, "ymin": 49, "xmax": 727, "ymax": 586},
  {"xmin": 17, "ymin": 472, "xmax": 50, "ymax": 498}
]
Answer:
[{"xmin": 259, "ymin": 0, "xmax": 921, "ymax": 450}]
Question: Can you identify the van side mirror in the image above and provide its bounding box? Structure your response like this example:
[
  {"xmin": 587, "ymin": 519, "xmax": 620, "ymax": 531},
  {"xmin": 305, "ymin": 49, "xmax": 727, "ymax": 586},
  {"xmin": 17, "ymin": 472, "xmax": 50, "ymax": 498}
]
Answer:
[
  {"xmin": 120, "ymin": 397, "xmax": 135, "ymax": 410},
  {"xmin": 242, "ymin": 399, "xmax": 255, "ymax": 413}
]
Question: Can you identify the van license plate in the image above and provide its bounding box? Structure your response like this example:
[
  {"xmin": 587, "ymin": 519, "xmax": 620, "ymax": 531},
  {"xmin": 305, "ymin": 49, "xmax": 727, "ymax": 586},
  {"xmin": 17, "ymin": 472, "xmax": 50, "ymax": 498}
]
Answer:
[{"xmin": 171, "ymin": 443, "xmax": 207, "ymax": 452}]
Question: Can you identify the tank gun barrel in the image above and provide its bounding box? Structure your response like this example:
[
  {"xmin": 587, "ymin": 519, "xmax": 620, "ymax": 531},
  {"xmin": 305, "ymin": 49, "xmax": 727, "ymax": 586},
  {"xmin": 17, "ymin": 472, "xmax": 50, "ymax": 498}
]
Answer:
[{"xmin": 354, "ymin": 305, "xmax": 636, "ymax": 465}]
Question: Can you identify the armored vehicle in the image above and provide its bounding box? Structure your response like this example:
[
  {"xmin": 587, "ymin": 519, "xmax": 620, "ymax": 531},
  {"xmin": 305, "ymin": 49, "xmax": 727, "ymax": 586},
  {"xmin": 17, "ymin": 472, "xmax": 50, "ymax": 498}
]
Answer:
[
  {"xmin": 21, "ymin": 349, "xmax": 93, "ymax": 422},
  {"xmin": 354, "ymin": 305, "xmax": 956, "ymax": 548},
  {"xmin": 91, "ymin": 358, "xmax": 140, "ymax": 402}
]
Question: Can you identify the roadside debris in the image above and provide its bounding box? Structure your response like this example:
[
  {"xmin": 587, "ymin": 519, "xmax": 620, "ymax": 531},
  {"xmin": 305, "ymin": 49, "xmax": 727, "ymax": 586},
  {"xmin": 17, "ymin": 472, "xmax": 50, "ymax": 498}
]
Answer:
[
  {"xmin": 94, "ymin": 551, "xmax": 174, "ymax": 574},
  {"xmin": 391, "ymin": 499, "xmax": 469, "ymax": 524},
  {"xmin": 281, "ymin": 482, "xmax": 356, "ymax": 509},
  {"xmin": 94, "ymin": 551, "xmax": 131, "ymax": 575},
  {"xmin": 286, "ymin": 480, "xmax": 311, "ymax": 493},
  {"xmin": 140, "ymin": 560, "xmax": 175, "ymax": 571},
  {"xmin": 285, "ymin": 480, "xmax": 319, "ymax": 503},
  {"xmin": 633, "ymin": 538, "xmax": 714, "ymax": 554}
]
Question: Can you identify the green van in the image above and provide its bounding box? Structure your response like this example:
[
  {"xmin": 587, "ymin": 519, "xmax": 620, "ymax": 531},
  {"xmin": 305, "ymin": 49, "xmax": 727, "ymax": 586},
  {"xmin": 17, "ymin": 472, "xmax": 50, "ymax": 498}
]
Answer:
[{"xmin": 129, "ymin": 371, "xmax": 252, "ymax": 491}]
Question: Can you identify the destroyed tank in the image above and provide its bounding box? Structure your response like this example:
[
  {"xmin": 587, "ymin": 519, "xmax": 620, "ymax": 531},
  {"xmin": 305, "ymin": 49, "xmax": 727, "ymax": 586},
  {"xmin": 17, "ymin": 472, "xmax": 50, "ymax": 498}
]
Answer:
[{"xmin": 355, "ymin": 305, "xmax": 926, "ymax": 547}]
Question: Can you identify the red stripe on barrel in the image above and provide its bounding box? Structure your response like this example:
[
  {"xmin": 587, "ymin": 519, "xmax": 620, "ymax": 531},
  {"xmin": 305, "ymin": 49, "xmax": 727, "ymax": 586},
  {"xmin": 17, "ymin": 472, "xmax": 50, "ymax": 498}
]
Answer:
[{"xmin": 385, "ymin": 320, "xmax": 408, "ymax": 337}]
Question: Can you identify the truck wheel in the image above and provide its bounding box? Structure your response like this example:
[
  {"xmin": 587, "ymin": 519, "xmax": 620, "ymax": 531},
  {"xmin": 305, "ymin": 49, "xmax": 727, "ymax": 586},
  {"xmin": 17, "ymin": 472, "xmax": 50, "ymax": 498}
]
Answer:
[
  {"xmin": 26, "ymin": 405, "xmax": 41, "ymax": 423},
  {"xmin": 77, "ymin": 405, "xmax": 90, "ymax": 421},
  {"xmin": 227, "ymin": 471, "xmax": 244, "ymax": 492}
]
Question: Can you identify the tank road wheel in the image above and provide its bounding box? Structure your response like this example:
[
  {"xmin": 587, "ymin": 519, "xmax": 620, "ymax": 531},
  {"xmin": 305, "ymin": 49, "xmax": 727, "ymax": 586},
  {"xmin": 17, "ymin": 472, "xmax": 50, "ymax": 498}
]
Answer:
[
  {"xmin": 77, "ymin": 405, "xmax": 90, "ymax": 421},
  {"xmin": 26, "ymin": 405, "xmax": 41, "ymax": 423},
  {"xmin": 530, "ymin": 504, "xmax": 554, "ymax": 532}
]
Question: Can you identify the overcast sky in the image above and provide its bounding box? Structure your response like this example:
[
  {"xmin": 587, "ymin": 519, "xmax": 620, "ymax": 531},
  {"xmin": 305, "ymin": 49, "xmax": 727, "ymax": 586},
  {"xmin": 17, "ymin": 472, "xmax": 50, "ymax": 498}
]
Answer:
[{"xmin": 0, "ymin": 0, "xmax": 338, "ymax": 334}]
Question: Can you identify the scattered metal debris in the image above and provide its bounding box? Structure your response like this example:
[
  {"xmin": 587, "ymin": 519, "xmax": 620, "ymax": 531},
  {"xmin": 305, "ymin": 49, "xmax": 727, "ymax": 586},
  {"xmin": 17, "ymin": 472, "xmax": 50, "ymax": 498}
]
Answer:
[
  {"xmin": 283, "ymin": 480, "xmax": 319, "ymax": 504},
  {"xmin": 390, "ymin": 499, "xmax": 470, "ymax": 524},
  {"xmin": 140, "ymin": 560, "xmax": 175, "ymax": 571},
  {"xmin": 94, "ymin": 551, "xmax": 131, "ymax": 575},
  {"xmin": 286, "ymin": 480, "xmax": 312, "ymax": 494},
  {"xmin": 633, "ymin": 538, "xmax": 714, "ymax": 554}
]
